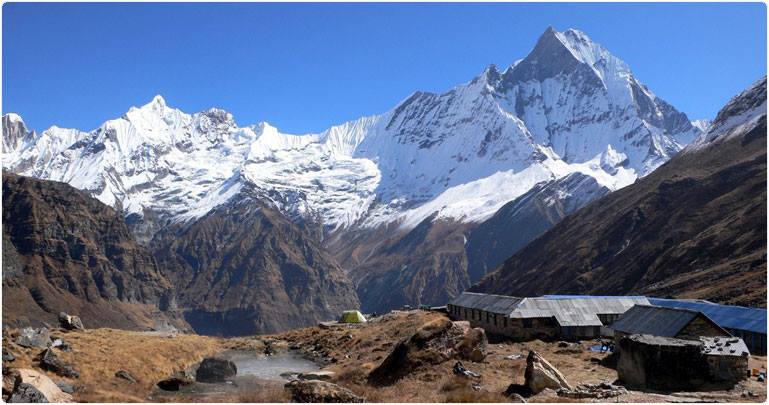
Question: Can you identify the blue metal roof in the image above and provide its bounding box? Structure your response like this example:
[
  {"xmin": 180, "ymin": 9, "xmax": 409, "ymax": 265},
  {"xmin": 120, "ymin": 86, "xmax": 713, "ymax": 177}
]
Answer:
[
  {"xmin": 543, "ymin": 295, "xmax": 648, "ymax": 300},
  {"xmin": 649, "ymin": 298, "xmax": 767, "ymax": 335}
]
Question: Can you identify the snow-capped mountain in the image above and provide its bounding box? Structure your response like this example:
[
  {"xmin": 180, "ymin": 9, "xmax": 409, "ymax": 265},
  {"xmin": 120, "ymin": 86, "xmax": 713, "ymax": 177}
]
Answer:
[{"xmin": 2, "ymin": 28, "xmax": 701, "ymax": 239}]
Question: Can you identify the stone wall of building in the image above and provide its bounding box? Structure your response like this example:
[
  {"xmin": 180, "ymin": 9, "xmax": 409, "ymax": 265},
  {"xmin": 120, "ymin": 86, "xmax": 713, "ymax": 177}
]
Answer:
[
  {"xmin": 617, "ymin": 334, "xmax": 748, "ymax": 391},
  {"xmin": 678, "ymin": 316, "xmax": 727, "ymax": 339}
]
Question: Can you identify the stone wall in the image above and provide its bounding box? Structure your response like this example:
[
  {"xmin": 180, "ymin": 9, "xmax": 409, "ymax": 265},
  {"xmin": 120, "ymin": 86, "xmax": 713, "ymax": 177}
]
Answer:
[
  {"xmin": 617, "ymin": 334, "xmax": 748, "ymax": 391},
  {"xmin": 678, "ymin": 316, "xmax": 727, "ymax": 339}
]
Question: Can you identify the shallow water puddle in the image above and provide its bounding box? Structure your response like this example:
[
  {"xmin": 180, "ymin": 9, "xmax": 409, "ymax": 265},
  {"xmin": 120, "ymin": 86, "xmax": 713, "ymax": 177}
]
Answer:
[
  {"xmin": 150, "ymin": 351, "xmax": 320, "ymax": 401},
  {"xmin": 228, "ymin": 351, "xmax": 320, "ymax": 380}
]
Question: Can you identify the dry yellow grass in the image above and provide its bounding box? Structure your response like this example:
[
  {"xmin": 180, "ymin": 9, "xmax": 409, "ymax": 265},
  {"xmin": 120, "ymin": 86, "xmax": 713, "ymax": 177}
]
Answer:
[{"xmin": 6, "ymin": 328, "xmax": 225, "ymax": 402}]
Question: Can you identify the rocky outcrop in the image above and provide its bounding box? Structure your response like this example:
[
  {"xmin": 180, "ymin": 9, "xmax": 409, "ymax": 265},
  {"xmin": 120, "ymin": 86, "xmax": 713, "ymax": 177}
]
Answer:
[
  {"xmin": 284, "ymin": 380, "xmax": 363, "ymax": 403},
  {"xmin": 367, "ymin": 318, "xmax": 487, "ymax": 386},
  {"xmin": 524, "ymin": 351, "xmax": 572, "ymax": 394},
  {"xmin": 8, "ymin": 369, "xmax": 73, "ymax": 403},
  {"xmin": 153, "ymin": 189, "xmax": 360, "ymax": 336},
  {"xmin": 2, "ymin": 172, "xmax": 181, "ymax": 330},
  {"xmin": 473, "ymin": 78, "xmax": 767, "ymax": 307},
  {"xmin": 194, "ymin": 357, "xmax": 237, "ymax": 383}
]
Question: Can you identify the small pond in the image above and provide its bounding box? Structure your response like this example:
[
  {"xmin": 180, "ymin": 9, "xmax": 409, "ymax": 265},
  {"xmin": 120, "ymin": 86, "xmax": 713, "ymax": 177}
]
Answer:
[
  {"xmin": 228, "ymin": 351, "xmax": 320, "ymax": 381},
  {"xmin": 150, "ymin": 350, "xmax": 320, "ymax": 401}
]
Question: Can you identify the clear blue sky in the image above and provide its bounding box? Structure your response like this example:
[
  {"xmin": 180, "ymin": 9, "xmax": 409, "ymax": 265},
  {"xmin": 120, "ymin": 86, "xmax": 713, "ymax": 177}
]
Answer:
[{"xmin": 3, "ymin": 2, "xmax": 766, "ymax": 134}]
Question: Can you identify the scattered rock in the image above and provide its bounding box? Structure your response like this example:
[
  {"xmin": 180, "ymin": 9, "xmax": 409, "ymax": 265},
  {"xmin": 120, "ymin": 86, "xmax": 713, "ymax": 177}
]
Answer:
[
  {"xmin": 505, "ymin": 354, "xmax": 524, "ymax": 360},
  {"xmin": 16, "ymin": 328, "xmax": 51, "ymax": 349},
  {"xmin": 50, "ymin": 339, "xmax": 72, "ymax": 352},
  {"xmin": 37, "ymin": 349, "xmax": 79, "ymax": 378},
  {"xmin": 524, "ymin": 351, "xmax": 572, "ymax": 394},
  {"xmin": 298, "ymin": 370, "xmax": 336, "ymax": 381},
  {"xmin": 56, "ymin": 381, "xmax": 75, "ymax": 394},
  {"xmin": 156, "ymin": 376, "xmax": 193, "ymax": 391},
  {"xmin": 557, "ymin": 382, "xmax": 627, "ymax": 399},
  {"xmin": 557, "ymin": 341, "xmax": 570, "ymax": 348},
  {"xmin": 280, "ymin": 371, "xmax": 301, "ymax": 381},
  {"xmin": 195, "ymin": 357, "xmax": 237, "ymax": 383},
  {"xmin": 452, "ymin": 361, "xmax": 480, "ymax": 378},
  {"xmin": 115, "ymin": 370, "xmax": 137, "ymax": 383},
  {"xmin": 3, "ymin": 348, "xmax": 16, "ymax": 362},
  {"xmin": 507, "ymin": 392, "xmax": 527, "ymax": 403},
  {"xmin": 284, "ymin": 380, "xmax": 363, "ymax": 403},
  {"xmin": 58, "ymin": 313, "xmax": 84, "ymax": 331},
  {"xmin": 13, "ymin": 369, "xmax": 73, "ymax": 402}
]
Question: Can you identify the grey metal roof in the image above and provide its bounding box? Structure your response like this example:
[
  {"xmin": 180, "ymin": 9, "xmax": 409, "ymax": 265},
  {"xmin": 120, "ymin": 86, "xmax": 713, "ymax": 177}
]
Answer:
[
  {"xmin": 449, "ymin": 292, "xmax": 523, "ymax": 315},
  {"xmin": 509, "ymin": 296, "xmax": 650, "ymax": 327},
  {"xmin": 611, "ymin": 305, "xmax": 709, "ymax": 337},
  {"xmin": 649, "ymin": 298, "xmax": 767, "ymax": 335}
]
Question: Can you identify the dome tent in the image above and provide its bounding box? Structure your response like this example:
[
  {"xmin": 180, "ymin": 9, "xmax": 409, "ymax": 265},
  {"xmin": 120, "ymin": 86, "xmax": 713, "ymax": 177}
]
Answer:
[{"xmin": 339, "ymin": 310, "xmax": 367, "ymax": 323}]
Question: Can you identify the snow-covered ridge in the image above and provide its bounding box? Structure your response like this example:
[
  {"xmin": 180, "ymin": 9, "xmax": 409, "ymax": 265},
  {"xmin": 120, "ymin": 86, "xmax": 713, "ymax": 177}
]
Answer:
[
  {"xmin": 688, "ymin": 76, "xmax": 766, "ymax": 150},
  {"xmin": 2, "ymin": 27, "xmax": 702, "ymax": 234}
]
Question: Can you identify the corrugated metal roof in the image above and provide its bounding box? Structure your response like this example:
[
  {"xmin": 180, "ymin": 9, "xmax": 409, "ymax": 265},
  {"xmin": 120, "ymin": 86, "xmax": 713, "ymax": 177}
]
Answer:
[
  {"xmin": 509, "ymin": 296, "xmax": 650, "ymax": 327},
  {"xmin": 610, "ymin": 305, "xmax": 703, "ymax": 337},
  {"xmin": 448, "ymin": 292, "xmax": 523, "ymax": 315},
  {"xmin": 649, "ymin": 298, "xmax": 767, "ymax": 335},
  {"xmin": 543, "ymin": 295, "xmax": 649, "ymax": 300}
]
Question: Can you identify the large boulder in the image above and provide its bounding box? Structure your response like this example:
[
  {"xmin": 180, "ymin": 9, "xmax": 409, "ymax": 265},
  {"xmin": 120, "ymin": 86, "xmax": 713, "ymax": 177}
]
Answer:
[
  {"xmin": 524, "ymin": 351, "xmax": 572, "ymax": 394},
  {"xmin": 195, "ymin": 357, "xmax": 237, "ymax": 383},
  {"xmin": 58, "ymin": 313, "xmax": 84, "ymax": 331},
  {"xmin": 11, "ymin": 369, "xmax": 73, "ymax": 402},
  {"xmin": 284, "ymin": 380, "xmax": 363, "ymax": 403},
  {"xmin": 16, "ymin": 328, "xmax": 51, "ymax": 349},
  {"xmin": 456, "ymin": 328, "xmax": 487, "ymax": 362},
  {"xmin": 37, "ymin": 349, "xmax": 79, "ymax": 378},
  {"xmin": 368, "ymin": 318, "xmax": 484, "ymax": 386}
]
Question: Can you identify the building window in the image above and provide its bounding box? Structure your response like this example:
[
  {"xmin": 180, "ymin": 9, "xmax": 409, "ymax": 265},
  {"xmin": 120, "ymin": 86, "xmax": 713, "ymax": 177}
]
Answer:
[
  {"xmin": 494, "ymin": 314, "xmax": 498, "ymax": 326},
  {"xmin": 504, "ymin": 318, "xmax": 508, "ymax": 327},
  {"xmin": 523, "ymin": 319, "xmax": 532, "ymax": 328},
  {"xmin": 486, "ymin": 312, "xmax": 490, "ymax": 323}
]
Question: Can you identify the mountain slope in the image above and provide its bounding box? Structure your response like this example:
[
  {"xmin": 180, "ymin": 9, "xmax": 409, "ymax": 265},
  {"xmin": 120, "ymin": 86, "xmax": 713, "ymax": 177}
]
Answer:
[
  {"xmin": 151, "ymin": 186, "xmax": 360, "ymax": 336},
  {"xmin": 465, "ymin": 173, "xmax": 610, "ymax": 282},
  {"xmin": 472, "ymin": 77, "xmax": 767, "ymax": 307},
  {"xmin": 2, "ymin": 172, "xmax": 182, "ymax": 329}
]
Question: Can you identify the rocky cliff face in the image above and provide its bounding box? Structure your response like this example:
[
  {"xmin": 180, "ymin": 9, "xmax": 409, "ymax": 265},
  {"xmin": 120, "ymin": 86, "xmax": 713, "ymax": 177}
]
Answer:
[
  {"xmin": 2, "ymin": 172, "xmax": 181, "ymax": 329},
  {"xmin": 152, "ymin": 186, "xmax": 360, "ymax": 336},
  {"xmin": 472, "ymin": 78, "xmax": 767, "ymax": 307}
]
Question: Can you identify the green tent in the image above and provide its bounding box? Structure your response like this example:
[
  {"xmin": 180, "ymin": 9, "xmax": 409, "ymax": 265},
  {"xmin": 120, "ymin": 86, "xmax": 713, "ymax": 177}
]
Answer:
[{"xmin": 339, "ymin": 310, "xmax": 367, "ymax": 323}]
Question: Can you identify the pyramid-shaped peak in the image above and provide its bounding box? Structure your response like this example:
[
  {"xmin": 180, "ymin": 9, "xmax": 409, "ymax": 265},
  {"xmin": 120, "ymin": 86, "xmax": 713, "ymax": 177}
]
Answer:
[{"xmin": 148, "ymin": 94, "xmax": 167, "ymax": 108}]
